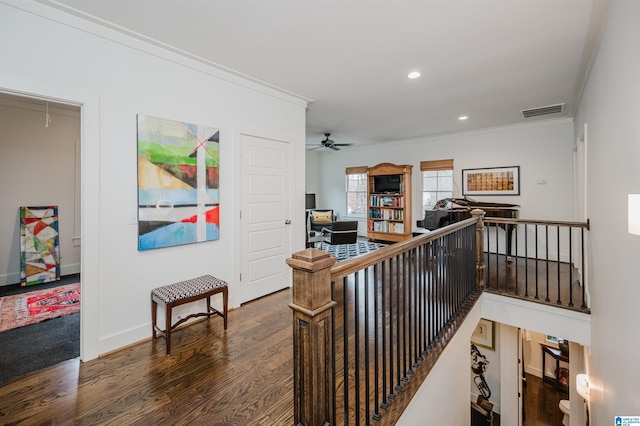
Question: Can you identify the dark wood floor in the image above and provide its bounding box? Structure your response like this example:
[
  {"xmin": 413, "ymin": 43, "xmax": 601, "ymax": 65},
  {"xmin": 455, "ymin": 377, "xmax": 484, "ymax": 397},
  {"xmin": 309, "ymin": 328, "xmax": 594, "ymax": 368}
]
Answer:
[
  {"xmin": 523, "ymin": 373, "xmax": 566, "ymax": 426},
  {"xmin": 0, "ymin": 288, "xmax": 294, "ymax": 425},
  {"xmin": 0, "ymin": 277, "xmax": 572, "ymax": 426},
  {"xmin": 484, "ymin": 254, "xmax": 589, "ymax": 314}
]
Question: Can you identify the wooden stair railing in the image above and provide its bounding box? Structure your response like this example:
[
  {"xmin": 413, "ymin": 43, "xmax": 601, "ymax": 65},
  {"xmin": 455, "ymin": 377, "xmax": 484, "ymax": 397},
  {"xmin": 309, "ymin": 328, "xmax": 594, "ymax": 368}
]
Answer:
[{"xmin": 287, "ymin": 210, "xmax": 487, "ymax": 426}]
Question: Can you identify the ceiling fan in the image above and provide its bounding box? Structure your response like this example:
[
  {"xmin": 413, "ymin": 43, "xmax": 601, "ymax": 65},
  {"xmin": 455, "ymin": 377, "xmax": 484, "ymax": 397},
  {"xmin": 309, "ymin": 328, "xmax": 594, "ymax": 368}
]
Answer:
[{"xmin": 306, "ymin": 133, "xmax": 354, "ymax": 151}]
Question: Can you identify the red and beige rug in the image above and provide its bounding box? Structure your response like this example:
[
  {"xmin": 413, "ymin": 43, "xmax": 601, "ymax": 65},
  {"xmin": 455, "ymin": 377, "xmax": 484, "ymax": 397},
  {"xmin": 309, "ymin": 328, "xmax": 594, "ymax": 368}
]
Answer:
[{"xmin": 0, "ymin": 283, "xmax": 80, "ymax": 333}]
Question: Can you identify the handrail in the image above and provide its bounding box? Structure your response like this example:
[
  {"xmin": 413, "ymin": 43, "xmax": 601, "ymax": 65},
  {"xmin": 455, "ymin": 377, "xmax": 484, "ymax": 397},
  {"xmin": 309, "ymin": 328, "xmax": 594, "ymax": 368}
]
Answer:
[
  {"xmin": 287, "ymin": 211, "xmax": 591, "ymax": 425},
  {"xmin": 486, "ymin": 216, "xmax": 590, "ymax": 229},
  {"xmin": 483, "ymin": 216, "xmax": 590, "ymax": 312},
  {"xmin": 288, "ymin": 215, "xmax": 483, "ymax": 425},
  {"xmin": 331, "ymin": 217, "xmax": 477, "ymax": 281}
]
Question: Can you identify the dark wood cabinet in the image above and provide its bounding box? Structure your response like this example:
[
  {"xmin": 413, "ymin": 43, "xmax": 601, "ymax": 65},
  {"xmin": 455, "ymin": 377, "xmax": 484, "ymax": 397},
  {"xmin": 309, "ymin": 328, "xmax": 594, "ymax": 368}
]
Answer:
[{"xmin": 540, "ymin": 343, "xmax": 569, "ymax": 392}]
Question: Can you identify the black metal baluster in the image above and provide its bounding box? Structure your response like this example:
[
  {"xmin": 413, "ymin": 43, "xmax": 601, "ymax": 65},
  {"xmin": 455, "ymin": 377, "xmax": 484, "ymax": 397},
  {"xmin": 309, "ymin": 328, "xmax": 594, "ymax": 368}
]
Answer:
[
  {"xmin": 556, "ymin": 226, "xmax": 562, "ymax": 305},
  {"xmin": 331, "ymin": 279, "xmax": 337, "ymax": 422},
  {"xmin": 581, "ymin": 228, "xmax": 587, "ymax": 309},
  {"xmin": 388, "ymin": 257, "xmax": 396, "ymax": 401},
  {"xmin": 535, "ymin": 225, "xmax": 540, "ymax": 299},
  {"xmin": 354, "ymin": 272, "xmax": 361, "ymax": 426},
  {"xmin": 343, "ymin": 276, "xmax": 350, "ymax": 426},
  {"xmin": 380, "ymin": 260, "xmax": 389, "ymax": 410},
  {"xmin": 524, "ymin": 224, "xmax": 529, "ymax": 298},
  {"xmin": 568, "ymin": 227, "xmax": 574, "ymax": 307},
  {"xmin": 401, "ymin": 252, "xmax": 409, "ymax": 381},
  {"xmin": 545, "ymin": 225, "xmax": 550, "ymax": 303},
  {"xmin": 373, "ymin": 263, "xmax": 381, "ymax": 421},
  {"xmin": 395, "ymin": 255, "xmax": 404, "ymax": 391},
  {"xmin": 514, "ymin": 224, "xmax": 519, "ymax": 295}
]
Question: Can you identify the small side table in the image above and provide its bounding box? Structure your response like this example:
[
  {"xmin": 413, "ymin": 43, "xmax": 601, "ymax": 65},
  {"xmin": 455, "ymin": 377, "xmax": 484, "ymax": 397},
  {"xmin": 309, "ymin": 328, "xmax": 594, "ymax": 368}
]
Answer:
[{"xmin": 540, "ymin": 343, "xmax": 569, "ymax": 392}]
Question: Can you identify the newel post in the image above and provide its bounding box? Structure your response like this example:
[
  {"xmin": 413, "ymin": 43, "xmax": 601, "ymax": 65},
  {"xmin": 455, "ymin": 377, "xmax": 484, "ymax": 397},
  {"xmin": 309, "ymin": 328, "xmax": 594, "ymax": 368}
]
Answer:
[
  {"xmin": 286, "ymin": 248, "xmax": 337, "ymax": 426},
  {"xmin": 471, "ymin": 209, "xmax": 486, "ymax": 289}
]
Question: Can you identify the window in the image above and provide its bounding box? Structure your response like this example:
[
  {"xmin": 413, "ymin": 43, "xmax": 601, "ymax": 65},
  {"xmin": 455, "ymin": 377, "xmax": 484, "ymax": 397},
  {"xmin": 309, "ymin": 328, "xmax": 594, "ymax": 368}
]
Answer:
[
  {"xmin": 546, "ymin": 335, "xmax": 564, "ymax": 344},
  {"xmin": 346, "ymin": 166, "xmax": 368, "ymax": 216},
  {"xmin": 421, "ymin": 159, "xmax": 454, "ymax": 210}
]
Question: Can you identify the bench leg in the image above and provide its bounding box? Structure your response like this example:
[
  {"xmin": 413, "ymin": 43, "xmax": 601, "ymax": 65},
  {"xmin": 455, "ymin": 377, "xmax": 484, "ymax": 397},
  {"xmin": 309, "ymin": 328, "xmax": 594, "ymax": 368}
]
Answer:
[
  {"xmin": 151, "ymin": 297, "xmax": 157, "ymax": 339},
  {"xmin": 222, "ymin": 287, "xmax": 228, "ymax": 330},
  {"xmin": 165, "ymin": 302, "xmax": 172, "ymax": 355}
]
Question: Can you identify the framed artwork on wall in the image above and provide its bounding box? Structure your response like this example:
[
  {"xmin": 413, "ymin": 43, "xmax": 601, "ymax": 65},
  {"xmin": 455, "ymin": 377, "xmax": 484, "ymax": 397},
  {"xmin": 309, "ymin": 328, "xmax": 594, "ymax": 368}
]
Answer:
[
  {"xmin": 471, "ymin": 318, "xmax": 494, "ymax": 350},
  {"xmin": 137, "ymin": 114, "xmax": 220, "ymax": 250},
  {"xmin": 462, "ymin": 166, "xmax": 520, "ymax": 196}
]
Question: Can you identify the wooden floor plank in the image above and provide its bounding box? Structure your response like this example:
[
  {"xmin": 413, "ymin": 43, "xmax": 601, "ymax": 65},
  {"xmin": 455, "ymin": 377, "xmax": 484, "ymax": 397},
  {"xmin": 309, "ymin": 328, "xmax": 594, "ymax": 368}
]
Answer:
[
  {"xmin": 0, "ymin": 289, "xmax": 293, "ymax": 426},
  {"xmin": 0, "ymin": 264, "xmax": 580, "ymax": 425}
]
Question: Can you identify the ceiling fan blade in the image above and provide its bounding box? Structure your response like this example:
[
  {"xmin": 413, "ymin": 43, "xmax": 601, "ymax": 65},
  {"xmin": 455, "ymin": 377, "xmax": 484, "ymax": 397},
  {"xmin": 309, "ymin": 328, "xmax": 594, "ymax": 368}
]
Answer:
[
  {"xmin": 333, "ymin": 143, "xmax": 354, "ymax": 147},
  {"xmin": 329, "ymin": 145, "xmax": 340, "ymax": 151}
]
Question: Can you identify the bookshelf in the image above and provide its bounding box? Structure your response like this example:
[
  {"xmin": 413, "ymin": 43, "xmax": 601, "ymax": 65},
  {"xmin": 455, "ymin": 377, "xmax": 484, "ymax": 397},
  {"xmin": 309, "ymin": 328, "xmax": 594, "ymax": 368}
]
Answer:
[{"xmin": 367, "ymin": 163, "xmax": 412, "ymax": 243}]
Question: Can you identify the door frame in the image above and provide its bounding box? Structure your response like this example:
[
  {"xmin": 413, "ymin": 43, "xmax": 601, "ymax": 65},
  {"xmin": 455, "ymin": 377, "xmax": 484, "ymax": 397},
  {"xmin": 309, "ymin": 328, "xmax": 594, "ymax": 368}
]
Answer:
[{"xmin": 0, "ymin": 87, "xmax": 93, "ymax": 359}]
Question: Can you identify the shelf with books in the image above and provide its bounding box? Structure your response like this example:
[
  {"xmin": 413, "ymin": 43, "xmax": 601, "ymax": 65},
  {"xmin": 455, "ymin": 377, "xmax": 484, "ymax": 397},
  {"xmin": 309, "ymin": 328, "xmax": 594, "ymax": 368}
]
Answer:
[{"xmin": 366, "ymin": 163, "xmax": 412, "ymax": 243}]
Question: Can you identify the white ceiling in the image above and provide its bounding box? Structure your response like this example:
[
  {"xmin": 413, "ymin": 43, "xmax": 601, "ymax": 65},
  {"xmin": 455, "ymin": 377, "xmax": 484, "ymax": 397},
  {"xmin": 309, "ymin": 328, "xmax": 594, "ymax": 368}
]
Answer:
[{"xmin": 37, "ymin": 0, "xmax": 608, "ymax": 148}]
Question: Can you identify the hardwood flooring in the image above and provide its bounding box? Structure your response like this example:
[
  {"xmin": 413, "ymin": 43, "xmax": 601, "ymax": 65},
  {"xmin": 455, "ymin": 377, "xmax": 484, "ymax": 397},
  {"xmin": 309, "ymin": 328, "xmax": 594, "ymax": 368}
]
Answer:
[
  {"xmin": 484, "ymin": 254, "xmax": 589, "ymax": 314},
  {"xmin": 523, "ymin": 373, "xmax": 566, "ymax": 426},
  {"xmin": 0, "ymin": 288, "xmax": 294, "ymax": 425},
  {"xmin": 0, "ymin": 272, "xmax": 576, "ymax": 425}
]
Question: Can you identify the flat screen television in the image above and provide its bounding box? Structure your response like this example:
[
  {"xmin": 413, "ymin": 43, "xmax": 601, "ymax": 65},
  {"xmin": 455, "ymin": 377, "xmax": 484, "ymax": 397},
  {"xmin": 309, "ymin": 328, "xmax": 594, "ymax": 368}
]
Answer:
[{"xmin": 373, "ymin": 174, "xmax": 402, "ymax": 193}]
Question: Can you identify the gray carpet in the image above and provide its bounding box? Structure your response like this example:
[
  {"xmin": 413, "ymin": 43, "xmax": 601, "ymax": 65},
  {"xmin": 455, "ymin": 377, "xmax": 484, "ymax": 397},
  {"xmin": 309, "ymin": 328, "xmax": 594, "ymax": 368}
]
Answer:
[
  {"xmin": 0, "ymin": 313, "xmax": 79, "ymax": 384},
  {"xmin": 0, "ymin": 274, "xmax": 80, "ymax": 385}
]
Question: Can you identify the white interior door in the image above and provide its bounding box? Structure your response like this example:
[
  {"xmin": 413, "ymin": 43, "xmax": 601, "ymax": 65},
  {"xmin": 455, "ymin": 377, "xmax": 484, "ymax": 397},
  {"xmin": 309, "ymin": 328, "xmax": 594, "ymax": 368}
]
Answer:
[{"xmin": 240, "ymin": 133, "xmax": 292, "ymax": 303}]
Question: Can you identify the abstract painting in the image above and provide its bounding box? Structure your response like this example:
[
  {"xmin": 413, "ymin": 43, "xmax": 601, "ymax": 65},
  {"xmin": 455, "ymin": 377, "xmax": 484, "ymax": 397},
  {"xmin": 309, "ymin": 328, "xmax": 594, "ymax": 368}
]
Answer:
[
  {"xmin": 20, "ymin": 205, "xmax": 60, "ymax": 286},
  {"xmin": 137, "ymin": 114, "xmax": 220, "ymax": 250}
]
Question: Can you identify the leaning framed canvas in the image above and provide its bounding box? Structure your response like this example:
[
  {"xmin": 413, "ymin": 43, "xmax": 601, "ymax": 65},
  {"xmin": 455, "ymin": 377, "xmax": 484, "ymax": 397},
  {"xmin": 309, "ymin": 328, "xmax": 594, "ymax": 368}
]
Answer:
[
  {"xmin": 462, "ymin": 166, "xmax": 520, "ymax": 196},
  {"xmin": 20, "ymin": 205, "xmax": 60, "ymax": 285},
  {"xmin": 137, "ymin": 114, "xmax": 220, "ymax": 250},
  {"xmin": 471, "ymin": 318, "xmax": 494, "ymax": 350}
]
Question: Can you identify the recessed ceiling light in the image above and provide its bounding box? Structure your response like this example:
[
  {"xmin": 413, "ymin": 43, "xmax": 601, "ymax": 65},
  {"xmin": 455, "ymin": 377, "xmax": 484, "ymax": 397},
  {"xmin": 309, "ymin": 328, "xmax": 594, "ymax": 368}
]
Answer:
[
  {"xmin": 458, "ymin": 115, "xmax": 468, "ymax": 120},
  {"xmin": 407, "ymin": 71, "xmax": 421, "ymax": 79}
]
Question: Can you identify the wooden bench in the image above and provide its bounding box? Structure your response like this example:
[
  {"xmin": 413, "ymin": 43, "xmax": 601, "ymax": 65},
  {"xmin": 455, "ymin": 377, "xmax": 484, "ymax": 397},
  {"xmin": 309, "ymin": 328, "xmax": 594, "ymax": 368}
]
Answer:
[{"xmin": 151, "ymin": 274, "xmax": 228, "ymax": 354}]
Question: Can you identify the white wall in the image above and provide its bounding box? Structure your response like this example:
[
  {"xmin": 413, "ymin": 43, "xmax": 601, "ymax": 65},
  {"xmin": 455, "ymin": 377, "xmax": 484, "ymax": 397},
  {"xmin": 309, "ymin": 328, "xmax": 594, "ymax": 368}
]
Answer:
[
  {"xmin": 470, "ymin": 320, "xmax": 502, "ymax": 414},
  {"xmin": 0, "ymin": 99, "xmax": 81, "ymax": 284},
  {"xmin": 305, "ymin": 149, "xmax": 322, "ymax": 197},
  {"xmin": 522, "ymin": 330, "xmax": 568, "ymax": 378},
  {"xmin": 397, "ymin": 301, "xmax": 482, "ymax": 425},
  {"xmin": 0, "ymin": 0, "xmax": 307, "ymax": 360},
  {"xmin": 308, "ymin": 119, "xmax": 575, "ymax": 234},
  {"xmin": 574, "ymin": 0, "xmax": 640, "ymax": 422}
]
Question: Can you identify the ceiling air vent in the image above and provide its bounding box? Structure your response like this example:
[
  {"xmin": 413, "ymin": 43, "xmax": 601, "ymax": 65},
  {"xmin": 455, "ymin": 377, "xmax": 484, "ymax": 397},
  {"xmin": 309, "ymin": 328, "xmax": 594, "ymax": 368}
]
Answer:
[{"xmin": 521, "ymin": 103, "xmax": 565, "ymax": 118}]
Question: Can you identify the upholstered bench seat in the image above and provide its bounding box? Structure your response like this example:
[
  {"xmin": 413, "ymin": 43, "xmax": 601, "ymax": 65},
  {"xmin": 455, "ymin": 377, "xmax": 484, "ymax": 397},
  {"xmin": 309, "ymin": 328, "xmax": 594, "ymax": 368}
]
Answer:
[{"xmin": 151, "ymin": 274, "xmax": 228, "ymax": 354}]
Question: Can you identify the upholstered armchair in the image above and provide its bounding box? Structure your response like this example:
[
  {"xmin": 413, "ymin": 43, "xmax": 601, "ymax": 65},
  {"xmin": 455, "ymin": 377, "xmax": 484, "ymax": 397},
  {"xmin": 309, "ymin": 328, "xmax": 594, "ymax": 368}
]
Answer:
[
  {"xmin": 322, "ymin": 221, "xmax": 358, "ymax": 245},
  {"xmin": 309, "ymin": 209, "xmax": 336, "ymax": 233}
]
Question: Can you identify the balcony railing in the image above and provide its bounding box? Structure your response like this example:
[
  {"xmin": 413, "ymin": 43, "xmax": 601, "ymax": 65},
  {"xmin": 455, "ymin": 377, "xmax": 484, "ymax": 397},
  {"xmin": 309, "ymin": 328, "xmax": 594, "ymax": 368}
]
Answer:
[
  {"xmin": 287, "ymin": 210, "xmax": 590, "ymax": 425},
  {"xmin": 483, "ymin": 217, "xmax": 590, "ymax": 313}
]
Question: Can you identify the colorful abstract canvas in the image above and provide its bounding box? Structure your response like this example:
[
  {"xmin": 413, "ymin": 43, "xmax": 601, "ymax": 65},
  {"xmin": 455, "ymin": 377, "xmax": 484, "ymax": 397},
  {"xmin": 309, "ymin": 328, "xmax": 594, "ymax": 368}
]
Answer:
[
  {"xmin": 137, "ymin": 115, "xmax": 220, "ymax": 250},
  {"xmin": 20, "ymin": 206, "xmax": 60, "ymax": 286}
]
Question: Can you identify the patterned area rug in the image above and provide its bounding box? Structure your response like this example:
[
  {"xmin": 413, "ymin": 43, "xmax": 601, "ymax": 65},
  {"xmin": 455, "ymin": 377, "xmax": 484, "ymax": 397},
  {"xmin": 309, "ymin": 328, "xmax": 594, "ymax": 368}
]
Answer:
[
  {"xmin": 319, "ymin": 241, "xmax": 387, "ymax": 262},
  {"xmin": 0, "ymin": 283, "xmax": 80, "ymax": 332}
]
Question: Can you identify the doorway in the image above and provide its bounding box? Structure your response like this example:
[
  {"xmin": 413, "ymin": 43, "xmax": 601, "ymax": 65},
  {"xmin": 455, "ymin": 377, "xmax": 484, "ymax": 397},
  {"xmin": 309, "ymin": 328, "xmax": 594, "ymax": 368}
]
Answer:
[
  {"xmin": 0, "ymin": 90, "xmax": 82, "ymax": 380},
  {"xmin": 521, "ymin": 330, "xmax": 575, "ymax": 426}
]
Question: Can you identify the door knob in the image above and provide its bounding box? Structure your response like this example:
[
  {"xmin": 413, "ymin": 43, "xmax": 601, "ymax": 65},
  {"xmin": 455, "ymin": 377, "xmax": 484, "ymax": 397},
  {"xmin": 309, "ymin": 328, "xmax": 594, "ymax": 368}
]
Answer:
[{"xmin": 285, "ymin": 219, "xmax": 291, "ymax": 224}]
